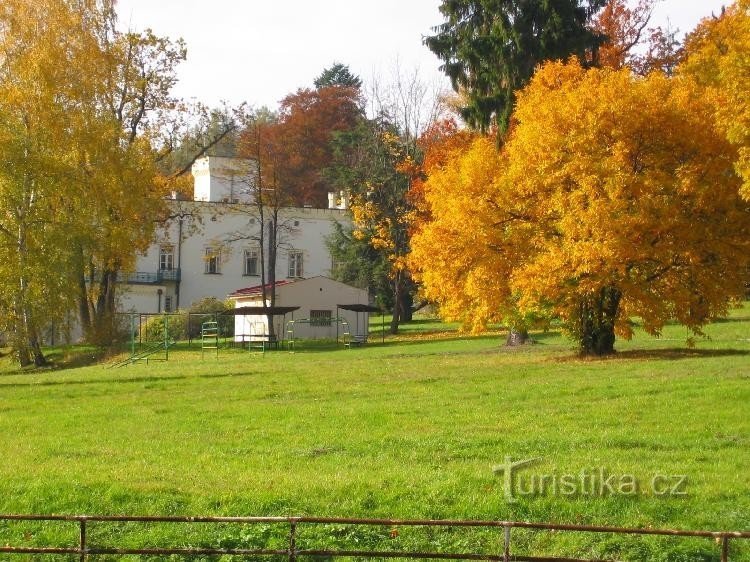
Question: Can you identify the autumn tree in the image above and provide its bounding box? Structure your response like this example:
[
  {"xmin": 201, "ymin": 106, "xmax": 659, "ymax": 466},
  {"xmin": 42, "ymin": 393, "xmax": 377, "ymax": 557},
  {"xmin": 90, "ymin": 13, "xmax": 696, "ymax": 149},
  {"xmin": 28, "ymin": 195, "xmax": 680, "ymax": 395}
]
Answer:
[
  {"xmin": 0, "ymin": 0, "xmax": 148, "ymax": 364},
  {"xmin": 425, "ymin": 0, "xmax": 607, "ymax": 135},
  {"xmin": 274, "ymin": 82, "xmax": 363, "ymax": 206},
  {"xmin": 73, "ymin": 20, "xmax": 187, "ymax": 344},
  {"xmin": 594, "ymin": 0, "xmax": 683, "ymax": 75},
  {"xmin": 328, "ymin": 65, "xmax": 443, "ymax": 333},
  {"xmin": 680, "ymin": 0, "xmax": 750, "ymax": 199},
  {"xmin": 412, "ymin": 60, "xmax": 750, "ymax": 355},
  {"xmin": 221, "ymin": 114, "xmax": 302, "ymax": 339},
  {"xmin": 0, "ymin": 0, "xmax": 207, "ymax": 362},
  {"xmin": 410, "ymin": 116, "xmax": 475, "ymax": 227},
  {"xmin": 329, "ymin": 121, "xmax": 417, "ymax": 333}
]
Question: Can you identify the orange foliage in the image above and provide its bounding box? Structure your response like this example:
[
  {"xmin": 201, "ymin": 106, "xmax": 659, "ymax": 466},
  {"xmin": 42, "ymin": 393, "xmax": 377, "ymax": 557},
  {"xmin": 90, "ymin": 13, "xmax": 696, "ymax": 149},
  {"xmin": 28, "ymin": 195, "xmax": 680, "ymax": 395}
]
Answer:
[
  {"xmin": 412, "ymin": 59, "xmax": 750, "ymax": 350},
  {"xmin": 594, "ymin": 0, "xmax": 682, "ymax": 75},
  {"xmin": 681, "ymin": 0, "xmax": 750, "ymax": 199},
  {"xmin": 273, "ymin": 86, "xmax": 362, "ymax": 206},
  {"xmin": 410, "ymin": 118, "xmax": 475, "ymax": 228}
]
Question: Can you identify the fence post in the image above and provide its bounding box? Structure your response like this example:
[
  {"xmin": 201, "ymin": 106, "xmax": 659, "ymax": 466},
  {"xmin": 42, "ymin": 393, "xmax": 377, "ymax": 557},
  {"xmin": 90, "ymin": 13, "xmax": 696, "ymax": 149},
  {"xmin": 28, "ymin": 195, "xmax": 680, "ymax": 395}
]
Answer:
[
  {"xmin": 503, "ymin": 524, "xmax": 511, "ymax": 562},
  {"xmin": 722, "ymin": 536, "xmax": 730, "ymax": 562},
  {"xmin": 289, "ymin": 521, "xmax": 297, "ymax": 562},
  {"xmin": 79, "ymin": 518, "xmax": 87, "ymax": 562}
]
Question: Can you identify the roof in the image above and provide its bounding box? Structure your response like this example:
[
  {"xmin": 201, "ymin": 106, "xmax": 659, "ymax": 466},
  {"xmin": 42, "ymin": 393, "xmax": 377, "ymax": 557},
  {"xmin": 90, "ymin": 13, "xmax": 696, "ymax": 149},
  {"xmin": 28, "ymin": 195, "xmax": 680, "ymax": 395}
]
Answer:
[
  {"xmin": 229, "ymin": 276, "xmax": 369, "ymax": 300},
  {"xmin": 228, "ymin": 280, "xmax": 296, "ymax": 298},
  {"xmin": 223, "ymin": 306, "xmax": 300, "ymax": 316},
  {"xmin": 337, "ymin": 304, "xmax": 382, "ymax": 313}
]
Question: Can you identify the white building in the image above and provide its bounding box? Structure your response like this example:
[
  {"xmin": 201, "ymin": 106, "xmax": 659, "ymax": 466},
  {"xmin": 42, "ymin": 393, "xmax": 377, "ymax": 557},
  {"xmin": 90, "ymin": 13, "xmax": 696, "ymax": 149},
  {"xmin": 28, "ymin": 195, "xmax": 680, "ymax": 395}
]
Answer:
[
  {"xmin": 118, "ymin": 156, "xmax": 352, "ymax": 314},
  {"xmin": 228, "ymin": 276, "xmax": 371, "ymax": 341}
]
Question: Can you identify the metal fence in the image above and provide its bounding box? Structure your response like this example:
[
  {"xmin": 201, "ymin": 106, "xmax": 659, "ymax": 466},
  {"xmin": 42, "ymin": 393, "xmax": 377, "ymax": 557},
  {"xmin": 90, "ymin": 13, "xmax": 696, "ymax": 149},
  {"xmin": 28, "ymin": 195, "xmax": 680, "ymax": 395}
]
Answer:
[{"xmin": 0, "ymin": 515, "xmax": 747, "ymax": 561}]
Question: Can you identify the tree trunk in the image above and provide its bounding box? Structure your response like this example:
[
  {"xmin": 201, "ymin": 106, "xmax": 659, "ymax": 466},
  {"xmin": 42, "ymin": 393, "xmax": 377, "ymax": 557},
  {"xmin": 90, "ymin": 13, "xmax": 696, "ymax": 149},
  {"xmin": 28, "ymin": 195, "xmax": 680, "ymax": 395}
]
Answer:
[
  {"xmin": 389, "ymin": 270, "xmax": 402, "ymax": 334},
  {"xmin": 578, "ymin": 286, "xmax": 621, "ymax": 356},
  {"xmin": 399, "ymin": 286, "xmax": 413, "ymax": 322},
  {"xmin": 75, "ymin": 247, "xmax": 92, "ymax": 337},
  {"xmin": 506, "ymin": 327, "xmax": 530, "ymax": 346},
  {"xmin": 90, "ymin": 269, "xmax": 119, "ymax": 346},
  {"xmin": 15, "ymin": 220, "xmax": 46, "ymax": 366},
  {"xmin": 17, "ymin": 347, "xmax": 32, "ymax": 367},
  {"xmin": 15, "ymin": 298, "xmax": 47, "ymax": 367},
  {"xmin": 28, "ymin": 329, "xmax": 46, "ymax": 367},
  {"xmin": 266, "ymin": 217, "xmax": 277, "ymax": 339}
]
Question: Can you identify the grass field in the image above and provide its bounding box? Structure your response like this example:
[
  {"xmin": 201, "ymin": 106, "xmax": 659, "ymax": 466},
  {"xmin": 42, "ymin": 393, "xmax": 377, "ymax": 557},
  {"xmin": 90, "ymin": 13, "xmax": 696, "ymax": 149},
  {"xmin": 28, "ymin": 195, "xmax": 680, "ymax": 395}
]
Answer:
[{"xmin": 0, "ymin": 311, "xmax": 749, "ymax": 560}]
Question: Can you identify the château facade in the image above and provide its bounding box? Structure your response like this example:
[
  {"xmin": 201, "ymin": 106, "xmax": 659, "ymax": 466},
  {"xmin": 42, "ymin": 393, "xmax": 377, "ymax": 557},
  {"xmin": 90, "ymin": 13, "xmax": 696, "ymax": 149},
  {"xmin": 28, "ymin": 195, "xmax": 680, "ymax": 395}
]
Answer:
[{"xmin": 118, "ymin": 156, "xmax": 350, "ymax": 314}]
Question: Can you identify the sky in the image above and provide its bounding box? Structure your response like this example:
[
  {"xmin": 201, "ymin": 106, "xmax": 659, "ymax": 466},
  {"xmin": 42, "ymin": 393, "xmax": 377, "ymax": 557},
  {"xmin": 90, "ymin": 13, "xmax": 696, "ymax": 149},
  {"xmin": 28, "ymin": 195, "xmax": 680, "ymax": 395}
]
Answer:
[{"xmin": 115, "ymin": 0, "xmax": 731, "ymax": 111}]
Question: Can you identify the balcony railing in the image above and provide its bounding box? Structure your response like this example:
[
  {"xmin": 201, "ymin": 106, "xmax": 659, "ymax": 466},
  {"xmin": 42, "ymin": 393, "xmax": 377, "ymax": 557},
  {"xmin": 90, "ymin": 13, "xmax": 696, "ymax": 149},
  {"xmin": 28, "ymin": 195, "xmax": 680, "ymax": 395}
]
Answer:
[{"xmin": 121, "ymin": 269, "xmax": 181, "ymax": 285}]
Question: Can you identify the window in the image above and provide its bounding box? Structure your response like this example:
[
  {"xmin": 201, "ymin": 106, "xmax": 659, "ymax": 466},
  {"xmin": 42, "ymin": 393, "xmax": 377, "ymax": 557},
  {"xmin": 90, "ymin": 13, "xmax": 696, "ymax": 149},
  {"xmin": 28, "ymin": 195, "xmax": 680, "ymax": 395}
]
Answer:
[
  {"xmin": 288, "ymin": 250, "xmax": 303, "ymax": 278},
  {"xmin": 204, "ymin": 247, "xmax": 221, "ymax": 274},
  {"xmin": 244, "ymin": 248, "xmax": 259, "ymax": 276},
  {"xmin": 159, "ymin": 246, "xmax": 174, "ymax": 271},
  {"xmin": 310, "ymin": 310, "xmax": 332, "ymax": 327},
  {"xmin": 164, "ymin": 296, "xmax": 173, "ymax": 313}
]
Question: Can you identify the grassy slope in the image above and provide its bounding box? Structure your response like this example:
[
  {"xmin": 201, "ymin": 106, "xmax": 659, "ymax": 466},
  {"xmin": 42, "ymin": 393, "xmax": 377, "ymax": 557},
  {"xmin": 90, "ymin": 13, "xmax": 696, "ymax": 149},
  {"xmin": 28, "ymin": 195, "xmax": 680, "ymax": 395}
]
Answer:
[{"xmin": 0, "ymin": 313, "xmax": 748, "ymax": 560}]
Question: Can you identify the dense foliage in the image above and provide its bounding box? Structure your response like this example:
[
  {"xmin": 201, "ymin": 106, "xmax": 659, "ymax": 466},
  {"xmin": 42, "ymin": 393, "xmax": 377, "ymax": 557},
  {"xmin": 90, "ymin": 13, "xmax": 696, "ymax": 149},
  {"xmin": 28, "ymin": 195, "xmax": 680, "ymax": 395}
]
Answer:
[
  {"xmin": 412, "ymin": 58, "xmax": 750, "ymax": 355},
  {"xmin": 425, "ymin": 0, "xmax": 606, "ymax": 134}
]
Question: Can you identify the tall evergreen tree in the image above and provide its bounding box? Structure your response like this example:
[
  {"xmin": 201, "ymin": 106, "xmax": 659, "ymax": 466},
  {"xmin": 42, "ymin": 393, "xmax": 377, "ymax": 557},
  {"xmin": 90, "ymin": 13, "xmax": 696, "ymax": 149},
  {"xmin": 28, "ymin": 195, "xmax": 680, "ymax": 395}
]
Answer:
[
  {"xmin": 425, "ymin": 0, "xmax": 607, "ymax": 135},
  {"xmin": 314, "ymin": 63, "xmax": 363, "ymax": 89}
]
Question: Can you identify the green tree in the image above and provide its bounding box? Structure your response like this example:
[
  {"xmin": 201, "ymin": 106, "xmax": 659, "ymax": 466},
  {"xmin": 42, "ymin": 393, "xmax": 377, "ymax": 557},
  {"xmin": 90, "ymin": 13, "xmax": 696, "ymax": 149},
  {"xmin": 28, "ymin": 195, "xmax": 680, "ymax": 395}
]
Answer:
[
  {"xmin": 328, "ymin": 120, "xmax": 417, "ymax": 333},
  {"xmin": 425, "ymin": 0, "xmax": 607, "ymax": 134},
  {"xmin": 326, "ymin": 65, "xmax": 440, "ymax": 333},
  {"xmin": 326, "ymin": 221, "xmax": 395, "ymax": 312},
  {"xmin": 314, "ymin": 62, "xmax": 363, "ymax": 89}
]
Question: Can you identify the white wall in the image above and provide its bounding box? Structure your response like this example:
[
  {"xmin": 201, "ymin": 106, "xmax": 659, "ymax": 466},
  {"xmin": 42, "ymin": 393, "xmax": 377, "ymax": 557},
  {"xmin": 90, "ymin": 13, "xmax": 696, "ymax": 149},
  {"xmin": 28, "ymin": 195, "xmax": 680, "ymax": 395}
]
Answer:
[
  {"xmin": 118, "ymin": 284, "xmax": 169, "ymax": 313},
  {"xmin": 192, "ymin": 156, "xmax": 256, "ymax": 204},
  {"xmin": 231, "ymin": 277, "xmax": 369, "ymax": 341},
  {"xmin": 120, "ymin": 202, "xmax": 351, "ymax": 313}
]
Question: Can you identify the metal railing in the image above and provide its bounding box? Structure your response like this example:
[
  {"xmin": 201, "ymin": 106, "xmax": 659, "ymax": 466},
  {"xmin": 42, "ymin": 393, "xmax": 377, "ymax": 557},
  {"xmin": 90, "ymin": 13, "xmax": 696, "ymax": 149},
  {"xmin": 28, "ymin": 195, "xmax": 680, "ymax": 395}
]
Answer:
[
  {"xmin": 0, "ymin": 515, "xmax": 748, "ymax": 561},
  {"xmin": 121, "ymin": 268, "xmax": 181, "ymax": 284}
]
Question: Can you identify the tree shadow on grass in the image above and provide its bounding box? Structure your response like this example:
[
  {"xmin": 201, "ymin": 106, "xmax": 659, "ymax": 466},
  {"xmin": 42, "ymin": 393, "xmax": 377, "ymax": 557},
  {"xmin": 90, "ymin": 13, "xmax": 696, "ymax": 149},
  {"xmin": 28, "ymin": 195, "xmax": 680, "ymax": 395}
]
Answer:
[
  {"xmin": 0, "ymin": 370, "xmax": 257, "ymax": 389},
  {"xmin": 613, "ymin": 348, "xmax": 750, "ymax": 361},
  {"xmin": 284, "ymin": 329, "xmax": 565, "ymax": 357},
  {"xmin": 555, "ymin": 347, "xmax": 750, "ymax": 363}
]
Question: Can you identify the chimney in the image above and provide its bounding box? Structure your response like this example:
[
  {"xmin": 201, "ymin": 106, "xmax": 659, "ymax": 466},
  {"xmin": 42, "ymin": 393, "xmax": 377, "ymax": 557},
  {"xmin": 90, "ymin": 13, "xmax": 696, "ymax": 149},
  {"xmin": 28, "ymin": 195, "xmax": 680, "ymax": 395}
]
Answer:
[{"xmin": 327, "ymin": 192, "xmax": 336, "ymax": 209}]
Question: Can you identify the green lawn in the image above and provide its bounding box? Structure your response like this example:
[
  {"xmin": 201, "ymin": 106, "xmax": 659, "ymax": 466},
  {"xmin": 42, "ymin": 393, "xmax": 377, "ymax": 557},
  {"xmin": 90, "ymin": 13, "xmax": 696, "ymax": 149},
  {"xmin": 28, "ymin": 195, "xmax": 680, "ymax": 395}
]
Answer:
[{"xmin": 0, "ymin": 311, "xmax": 749, "ymax": 560}]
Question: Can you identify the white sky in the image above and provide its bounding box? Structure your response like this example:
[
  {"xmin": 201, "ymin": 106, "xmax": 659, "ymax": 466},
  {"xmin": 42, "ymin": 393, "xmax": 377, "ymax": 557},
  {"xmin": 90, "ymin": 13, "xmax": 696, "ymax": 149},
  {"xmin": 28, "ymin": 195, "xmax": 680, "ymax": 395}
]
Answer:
[{"xmin": 115, "ymin": 0, "xmax": 730, "ymax": 110}]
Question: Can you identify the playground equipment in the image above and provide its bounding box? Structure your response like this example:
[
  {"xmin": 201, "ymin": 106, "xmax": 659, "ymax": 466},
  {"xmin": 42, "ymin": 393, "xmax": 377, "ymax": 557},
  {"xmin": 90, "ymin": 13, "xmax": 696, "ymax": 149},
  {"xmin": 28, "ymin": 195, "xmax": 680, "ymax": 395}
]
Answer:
[
  {"xmin": 110, "ymin": 313, "xmax": 174, "ymax": 368},
  {"xmin": 201, "ymin": 320, "xmax": 220, "ymax": 359},
  {"xmin": 285, "ymin": 317, "xmax": 352, "ymax": 351},
  {"xmin": 336, "ymin": 304, "xmax": 384, "ymax": 345},
  {"xmin": 222, "ymin": 306, "xmax": 299, "ymax": 352}
]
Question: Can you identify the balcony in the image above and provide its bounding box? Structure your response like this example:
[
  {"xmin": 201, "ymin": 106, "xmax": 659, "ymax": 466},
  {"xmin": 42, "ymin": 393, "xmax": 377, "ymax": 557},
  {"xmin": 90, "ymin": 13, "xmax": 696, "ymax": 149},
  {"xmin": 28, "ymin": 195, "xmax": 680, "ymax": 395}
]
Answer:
[{"xmin": 122, "ymin": 269, "xmax": 181, "ymax": 285}]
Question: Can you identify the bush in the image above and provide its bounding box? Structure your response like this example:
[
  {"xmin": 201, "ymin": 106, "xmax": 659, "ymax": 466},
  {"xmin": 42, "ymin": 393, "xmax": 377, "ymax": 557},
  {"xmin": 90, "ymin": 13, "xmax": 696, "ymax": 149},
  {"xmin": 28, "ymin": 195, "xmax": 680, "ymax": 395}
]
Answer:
[
  {"xmin": 139, "ymin": 313, "xmax": 188, "ymax": 343},
  {"xmin": 187, "ymin": 297, "xmax": 234, "ymax": 338}
]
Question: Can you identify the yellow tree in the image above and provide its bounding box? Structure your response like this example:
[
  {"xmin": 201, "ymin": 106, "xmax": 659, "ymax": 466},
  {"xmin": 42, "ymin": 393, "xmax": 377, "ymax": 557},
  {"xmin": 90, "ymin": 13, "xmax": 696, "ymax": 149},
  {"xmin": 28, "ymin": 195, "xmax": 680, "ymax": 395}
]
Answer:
[
  {"xmin": 680, "ymin": 0, "xmax": 750, "ymax": 199},
  {"xmin": 413, "ymin": 60, "xmax": 750, "ymax": 355},
  {"xmin": 410, "ymin": 135, "xmax": 527, "ymax": 334},
  {"xmin": 0, "ymin": 0, "xmax": 112, "ymax": 365},
  {"xmin": 73, "ymin": 17, "xmax": 186, "ymax": 342},
  {"xmin": 0, "ymin": 0, "xmax": 175, "ymax": 363}
]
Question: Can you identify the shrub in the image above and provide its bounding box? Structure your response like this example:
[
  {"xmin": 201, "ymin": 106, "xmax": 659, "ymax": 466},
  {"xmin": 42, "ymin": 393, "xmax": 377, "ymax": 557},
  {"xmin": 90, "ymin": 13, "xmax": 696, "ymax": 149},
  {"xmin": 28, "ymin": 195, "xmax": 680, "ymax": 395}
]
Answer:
[
  {"xmin": 187, "ymin": 297, "xmax": 234, "ymax": 338},
  {"xmin": 139, "ymin": 313, "xmax": 188, "ymax": 343}
]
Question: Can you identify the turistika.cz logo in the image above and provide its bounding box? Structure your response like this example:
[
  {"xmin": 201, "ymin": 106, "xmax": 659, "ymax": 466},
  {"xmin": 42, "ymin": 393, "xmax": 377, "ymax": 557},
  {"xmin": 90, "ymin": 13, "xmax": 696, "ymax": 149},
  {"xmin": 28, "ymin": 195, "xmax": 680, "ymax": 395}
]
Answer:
[{"xmin": 492, "ymin": 457, "xmax": 688, "ymax": 503}]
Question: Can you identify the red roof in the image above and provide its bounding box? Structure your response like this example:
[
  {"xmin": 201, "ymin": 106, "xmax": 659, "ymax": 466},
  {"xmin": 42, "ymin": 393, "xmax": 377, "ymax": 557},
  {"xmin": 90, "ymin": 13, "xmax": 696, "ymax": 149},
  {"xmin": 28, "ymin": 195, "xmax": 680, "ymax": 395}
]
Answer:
[{"xmin": 229, "ymin": 279, "xmax": 296, "ymax": 298}]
